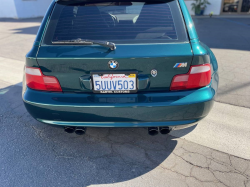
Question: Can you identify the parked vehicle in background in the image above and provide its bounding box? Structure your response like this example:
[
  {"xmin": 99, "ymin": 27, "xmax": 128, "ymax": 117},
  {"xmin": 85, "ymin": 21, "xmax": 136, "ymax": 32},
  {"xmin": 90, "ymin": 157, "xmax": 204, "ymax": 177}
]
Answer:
[
  {"xmin": 223, "ymin": 2, "xmax": 239, "ymax": 12},
  {"xmin": 23, "ymin": 0, "xmax": 219, "ymax": 136}
]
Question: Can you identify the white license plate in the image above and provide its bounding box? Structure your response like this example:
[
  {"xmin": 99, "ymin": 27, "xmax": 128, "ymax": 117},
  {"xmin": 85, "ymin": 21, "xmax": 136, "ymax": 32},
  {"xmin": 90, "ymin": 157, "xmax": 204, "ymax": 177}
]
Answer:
[{"xmin": 92, "ymin": 73, "xmax": 137, "ymax": 93}]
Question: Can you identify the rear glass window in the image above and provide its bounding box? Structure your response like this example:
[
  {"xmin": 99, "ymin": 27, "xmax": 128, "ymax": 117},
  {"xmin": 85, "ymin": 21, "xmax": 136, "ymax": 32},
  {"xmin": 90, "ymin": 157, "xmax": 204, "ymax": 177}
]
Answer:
[{"xmin": 43, "ymin": 0, "xmax": 188, "ymax": 44}]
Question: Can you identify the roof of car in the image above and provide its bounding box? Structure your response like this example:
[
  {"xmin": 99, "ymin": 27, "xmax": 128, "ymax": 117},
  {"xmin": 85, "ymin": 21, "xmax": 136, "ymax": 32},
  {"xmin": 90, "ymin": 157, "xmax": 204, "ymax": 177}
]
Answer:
[{"xmin": 55, "ymin": 0, "xmax": 174, "ymax": 2}]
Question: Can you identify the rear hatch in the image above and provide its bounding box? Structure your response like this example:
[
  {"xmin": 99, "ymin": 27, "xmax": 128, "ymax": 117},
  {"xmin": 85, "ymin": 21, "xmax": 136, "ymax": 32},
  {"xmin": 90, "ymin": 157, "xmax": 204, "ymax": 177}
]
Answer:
[{"xmin": 37, "ymin": 0, "xmax": 193, "ymax": 92}]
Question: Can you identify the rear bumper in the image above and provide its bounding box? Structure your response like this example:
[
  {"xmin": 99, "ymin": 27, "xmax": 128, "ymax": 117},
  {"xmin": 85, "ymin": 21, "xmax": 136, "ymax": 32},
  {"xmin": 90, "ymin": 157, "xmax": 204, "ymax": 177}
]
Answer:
[
  {"xmin": 23, "ymin": 81, "xmax": 216, "ymax": 128},
  {"xmin": 36, "ymin": 119, "xmax": 199, "ymax": 130}
]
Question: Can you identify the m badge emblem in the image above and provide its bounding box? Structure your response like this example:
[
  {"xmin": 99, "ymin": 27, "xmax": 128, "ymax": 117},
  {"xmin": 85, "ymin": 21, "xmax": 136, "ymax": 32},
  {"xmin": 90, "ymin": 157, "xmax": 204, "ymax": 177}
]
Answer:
[{"xmin": 173, "ymin": 63, "xmax": 188, "ymax": 68}]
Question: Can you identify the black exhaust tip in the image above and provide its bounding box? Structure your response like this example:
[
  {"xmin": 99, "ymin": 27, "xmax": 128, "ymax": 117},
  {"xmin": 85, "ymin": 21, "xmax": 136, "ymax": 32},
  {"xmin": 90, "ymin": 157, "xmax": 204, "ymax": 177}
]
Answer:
[
  {"xmin": 64, "ymin": 126, "xmax": 76, "ymax": 134},
  {"xmin": 148, "ymin": 127, "xmax": 159, "ymax": 136},
  {"xmin": 75, "ymin": 127, "xmax": 86, "ymax": 135},
  {"xmin": 159, "ymin": 127, "xmax": 171, "ymax": 135}
]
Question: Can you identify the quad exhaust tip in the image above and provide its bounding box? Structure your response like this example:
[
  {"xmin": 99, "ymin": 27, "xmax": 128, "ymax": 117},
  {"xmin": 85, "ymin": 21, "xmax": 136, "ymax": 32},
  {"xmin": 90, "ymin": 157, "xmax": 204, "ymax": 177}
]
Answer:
[
  {"xmin": 64, "ymin": 126, "xmax": 86, "ymax": 135},
  {"xmin": 148, "ymin": 127, "xmax": 159, "ymax": 136},
  {"xmin": 64, "ymin": 126, "xmax": 76, "ymax": 134},
  {"xmin": 148, "ymin": 127, "xmax": 171, "ymax": 136},
  {"xmin": 65, "ymin": 126, "xmax": 169, "ymax": 136},
  {"xmin": 75, "ymin": 127, "xmax": 86, "ymax": 135},
  {"xmin": 159, "ymin": 127, "xmax": 171, "ymax": 135}
]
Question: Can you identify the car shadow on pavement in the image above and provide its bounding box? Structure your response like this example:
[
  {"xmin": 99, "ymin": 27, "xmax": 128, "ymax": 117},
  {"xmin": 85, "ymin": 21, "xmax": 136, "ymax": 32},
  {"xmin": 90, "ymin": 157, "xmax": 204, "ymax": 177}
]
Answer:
[
  {"xmin": 0, "ymin": 83, "xmax": 195, "ymax": 186},
  {"xmin": 11, "ymin": 26, "xmax": 40, "ymax": 35},
  {"xmin": 0, "ymin": 17, "xmax": 43, "ymax": 23}
]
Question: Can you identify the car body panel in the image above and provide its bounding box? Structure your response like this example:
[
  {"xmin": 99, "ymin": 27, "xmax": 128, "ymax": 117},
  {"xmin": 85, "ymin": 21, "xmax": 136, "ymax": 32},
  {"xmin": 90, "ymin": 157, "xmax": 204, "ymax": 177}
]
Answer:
[
  {"xmin": 34, "ymin": 2, "xmax": 56, "ymax": 46},
  {"xmin": 178, "ymin": 0, "xmax": 198, "ymax": 40},
  {"xmin": 23, "ymin": 0, "xmax": 219, "ymax": 129},
  {"xmin": 37, "ymin": 120, "xmax": 199, "ymax": 129},
  {"xmin": 37, "ymin": 43, "xmax": 193, "ymax": 92},
  {"xmin": 23, "ymin": 83, "xmax": 215, "ymax": 126}
]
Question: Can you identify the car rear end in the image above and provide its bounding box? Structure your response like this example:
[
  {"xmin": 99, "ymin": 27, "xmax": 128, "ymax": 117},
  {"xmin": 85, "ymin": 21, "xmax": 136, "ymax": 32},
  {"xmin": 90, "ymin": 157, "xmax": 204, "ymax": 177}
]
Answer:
[{"xmin": 23, "ymin": 0, "xmax": 219, "ymax": 133}]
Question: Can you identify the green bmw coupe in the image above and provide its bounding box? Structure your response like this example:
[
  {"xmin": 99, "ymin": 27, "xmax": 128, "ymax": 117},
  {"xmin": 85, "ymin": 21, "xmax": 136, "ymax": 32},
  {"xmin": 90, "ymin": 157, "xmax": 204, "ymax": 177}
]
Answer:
[{"xmin": 23, "ymin": 0, "xmax": 219, "ymax": 135}]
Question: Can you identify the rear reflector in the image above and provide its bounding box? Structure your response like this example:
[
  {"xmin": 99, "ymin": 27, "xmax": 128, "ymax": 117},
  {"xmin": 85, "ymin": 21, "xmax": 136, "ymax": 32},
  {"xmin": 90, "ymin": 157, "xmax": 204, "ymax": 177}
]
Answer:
[
  {"xmin": 25, "ymin": 67, "xmax": 62, "ymax": 92},
  {"xmin": 170, "ymin": 64, "xmax": 211, "ymax": 91}
]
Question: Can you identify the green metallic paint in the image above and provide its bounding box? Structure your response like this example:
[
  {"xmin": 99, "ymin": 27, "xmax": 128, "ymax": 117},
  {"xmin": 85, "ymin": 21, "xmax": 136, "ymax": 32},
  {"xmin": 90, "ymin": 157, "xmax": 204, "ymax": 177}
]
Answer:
[
  {"xmin": 190, "ymin": 40, "xmax": 219, "ymax": 76},
  {"xmin": 22, "ymin": 0, "xmax": 219, "ymax": 128},
  {"xmin": 23, "ymin": 83, "xmax": 215, "ymax": 125},
  {"xmin": 23, "ymin": 82, "xmax": 215, "ymax": 107},
  {"xmin": 79, "ymin": 75, "xmax": 92, "ymax": 90},
  {"xmin": 178, "ymin": 0, "xmax": 198, "ymax": 40},
  {"xmin": 34, "ymin": 2, "xmax": 56, "ymax": 46},
  {"xmin": 26, "ymin": 46, "xmax": 40, "ymax": 67},
  {"xmin": 36, "ymin": 43, "xmax": 193, "ymax": 92},
  {"xmin": 191, "ymin": 39, "xmax": 208, "ymax": 55},
  {"xmin": 201, "ymin": 42, "xmax": 219, "ymax": 73},
  {"xmin": 137, "ymin": 74, "xmax": 150, "ymax": 90},
  {"xmin": 178, "ymin": 0, "xmax": 218, "ymax": 74}
]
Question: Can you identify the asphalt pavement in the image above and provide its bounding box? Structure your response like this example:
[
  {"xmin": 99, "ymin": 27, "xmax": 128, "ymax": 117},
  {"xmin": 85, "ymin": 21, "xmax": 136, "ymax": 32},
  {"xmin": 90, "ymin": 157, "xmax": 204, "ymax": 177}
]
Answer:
[{"xmin": 0, "ymin": 16, "xmax": 250, "ymax": 187}]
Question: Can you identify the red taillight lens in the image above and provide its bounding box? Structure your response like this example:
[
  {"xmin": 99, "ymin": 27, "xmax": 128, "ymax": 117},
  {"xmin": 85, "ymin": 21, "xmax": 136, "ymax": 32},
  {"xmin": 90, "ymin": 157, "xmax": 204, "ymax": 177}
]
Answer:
[
  {"xmin": 170, "ymin": 64, "xmax": 211, "ymax": 91},
  {"xmin": 25, "ymin": 67, "xmax": 62, "ymax": 92}
]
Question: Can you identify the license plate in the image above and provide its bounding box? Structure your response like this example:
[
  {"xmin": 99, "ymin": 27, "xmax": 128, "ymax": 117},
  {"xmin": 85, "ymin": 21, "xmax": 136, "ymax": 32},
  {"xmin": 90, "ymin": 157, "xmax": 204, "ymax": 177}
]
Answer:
[{"xmin": 92, "ymin": 73, "xmax": 137, "ymax": 93}]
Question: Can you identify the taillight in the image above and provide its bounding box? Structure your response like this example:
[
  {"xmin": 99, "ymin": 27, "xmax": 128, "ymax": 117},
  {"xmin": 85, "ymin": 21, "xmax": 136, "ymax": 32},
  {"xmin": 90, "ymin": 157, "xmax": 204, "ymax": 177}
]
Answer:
[
  {"xmin": 25, "ymin": 67, "xmax": 62, "ymax": 92},
  {"xmin": 170, "ymin": 64, "xmax": 211, "ymax": 91}
]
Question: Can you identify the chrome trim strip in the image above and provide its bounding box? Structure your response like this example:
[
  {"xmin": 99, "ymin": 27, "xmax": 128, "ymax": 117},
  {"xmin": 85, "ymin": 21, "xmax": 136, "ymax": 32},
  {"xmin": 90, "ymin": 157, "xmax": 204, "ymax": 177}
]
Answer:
[{"xmin": 37, "ymin": 119, "xmax": 198, "ymax": 130}]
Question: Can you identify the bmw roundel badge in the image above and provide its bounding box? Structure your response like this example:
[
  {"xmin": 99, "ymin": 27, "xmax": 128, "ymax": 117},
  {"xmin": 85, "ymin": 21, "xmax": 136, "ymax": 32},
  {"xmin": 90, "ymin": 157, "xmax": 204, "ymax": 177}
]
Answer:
[{"xmin": 108, "ymin": 60, "xmax": 119, "ymax": 70}]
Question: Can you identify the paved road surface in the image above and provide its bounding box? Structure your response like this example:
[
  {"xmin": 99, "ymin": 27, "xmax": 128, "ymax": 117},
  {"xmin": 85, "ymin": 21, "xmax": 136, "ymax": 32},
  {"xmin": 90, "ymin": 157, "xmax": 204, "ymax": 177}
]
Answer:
[{"xmin": 0, "ymin": 17, "xmax": 250, "ymax": 187}]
